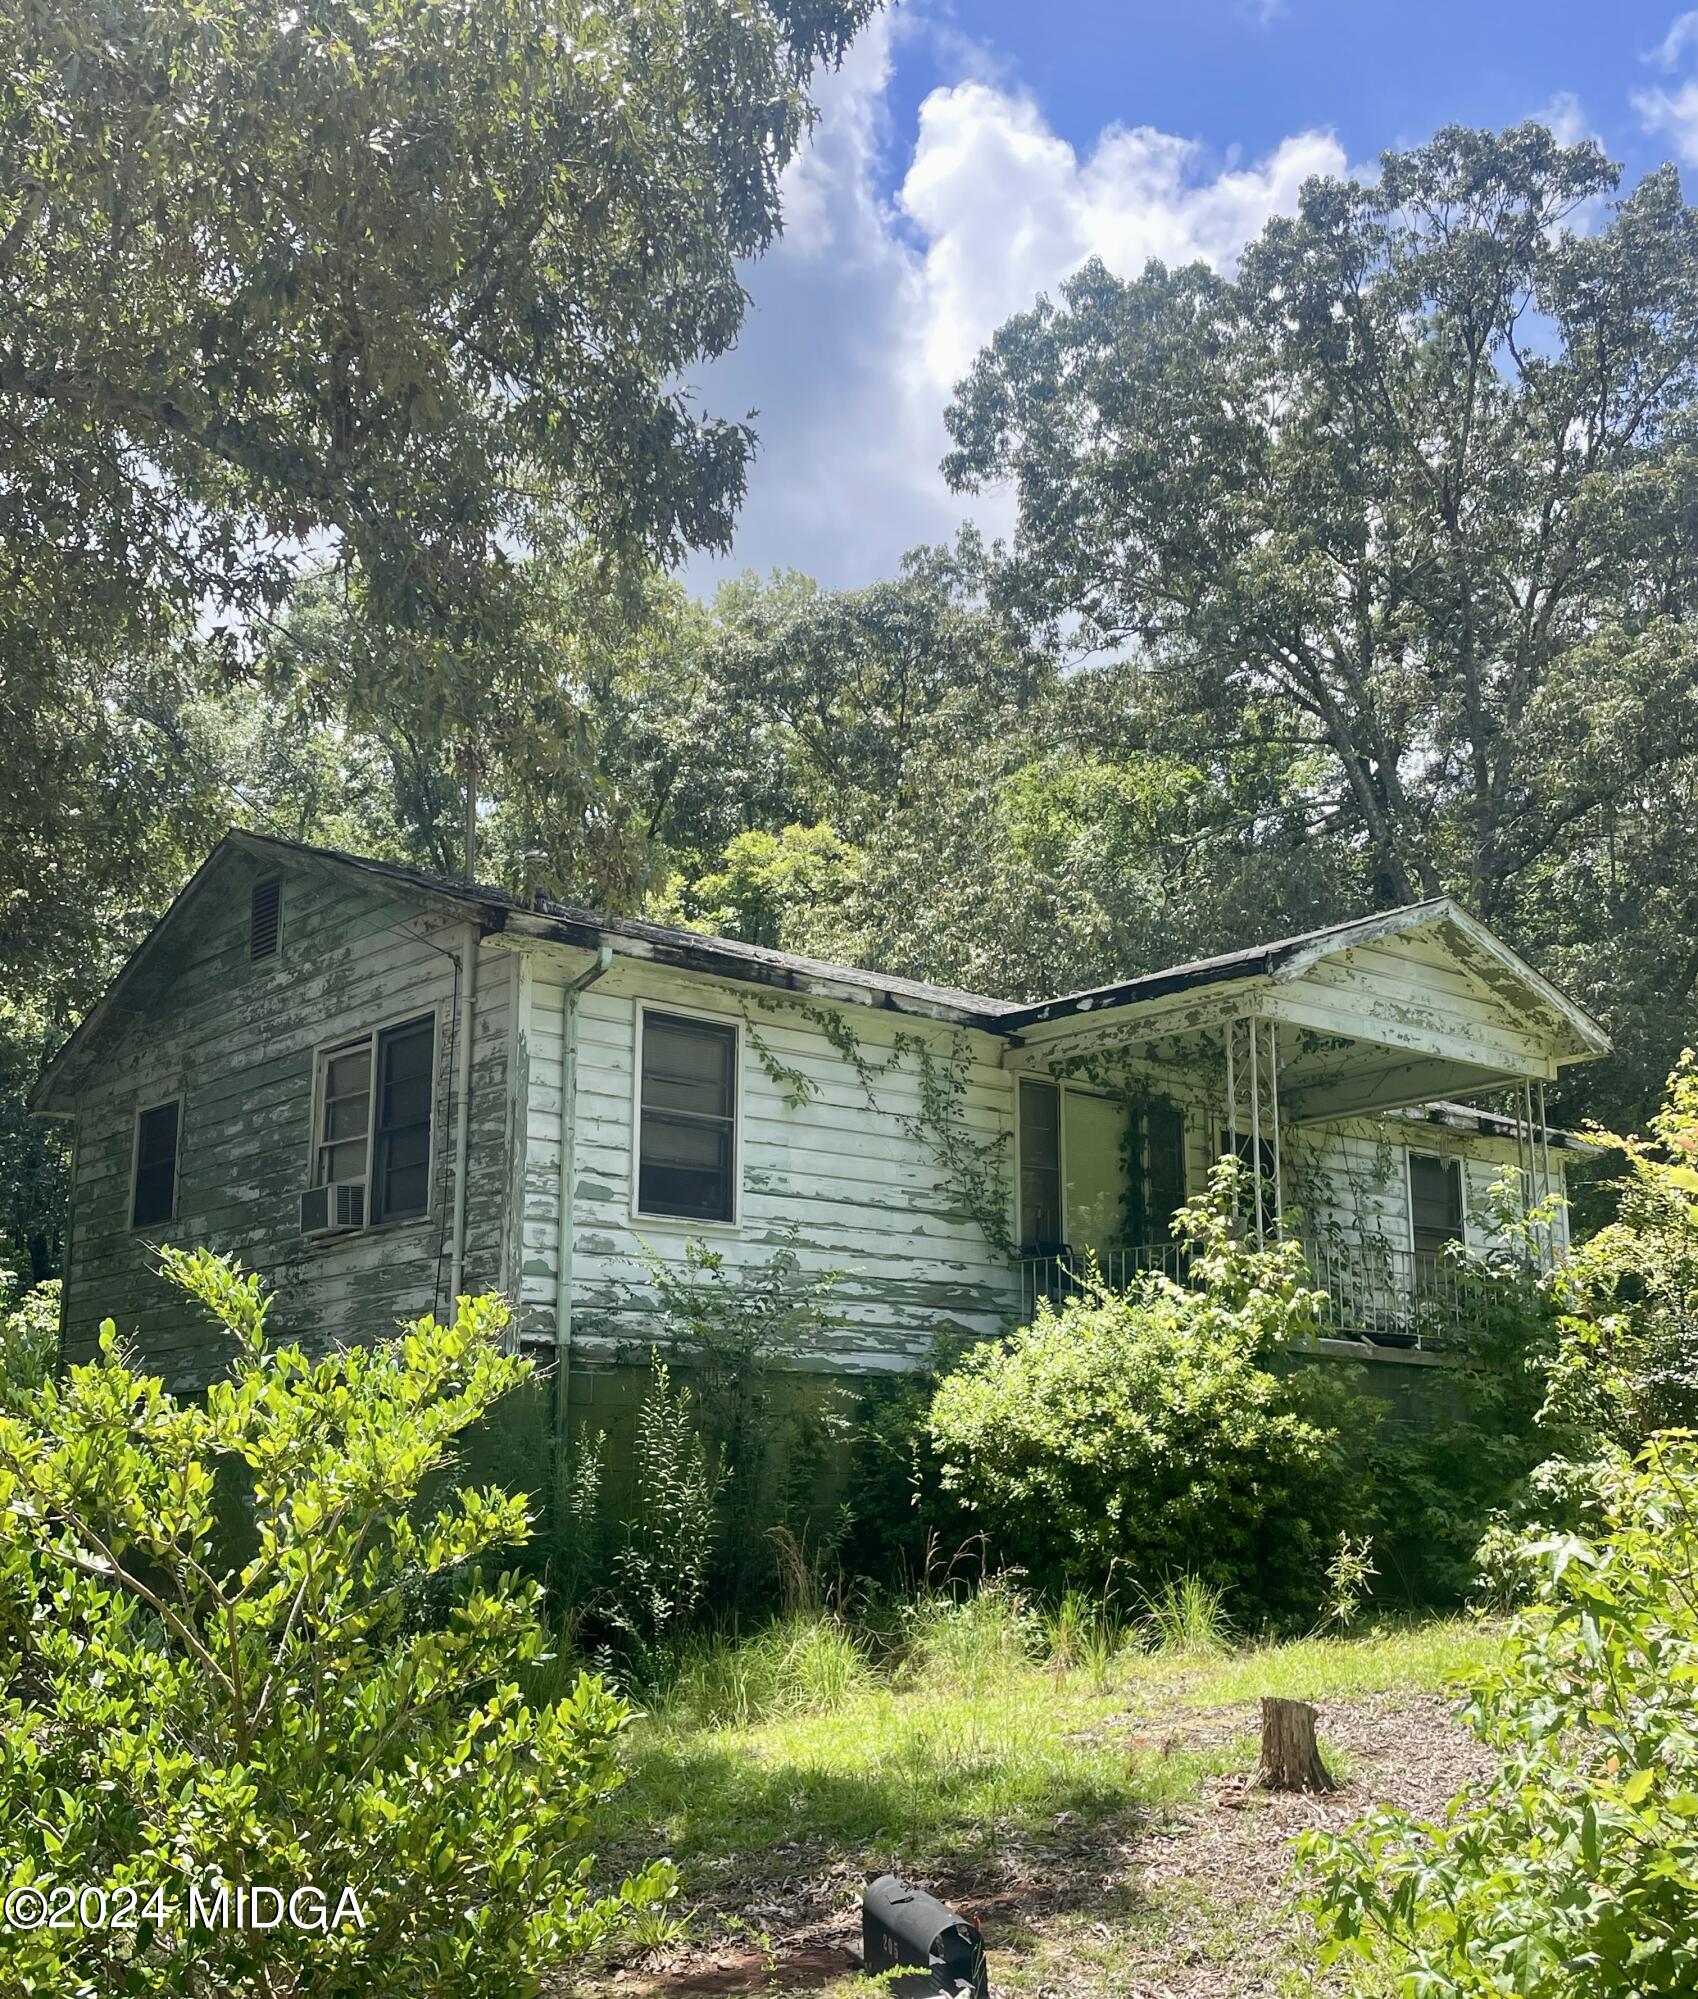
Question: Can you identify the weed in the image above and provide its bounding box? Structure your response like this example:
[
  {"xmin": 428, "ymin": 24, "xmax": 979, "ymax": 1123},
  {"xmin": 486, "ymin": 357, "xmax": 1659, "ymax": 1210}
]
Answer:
[{"xmin": 1140, "ymin": 1574, "xmax": 1233, "ymax": 1657}]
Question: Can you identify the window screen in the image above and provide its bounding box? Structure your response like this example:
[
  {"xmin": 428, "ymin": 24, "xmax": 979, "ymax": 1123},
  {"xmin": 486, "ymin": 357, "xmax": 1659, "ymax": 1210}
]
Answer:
[
  {"xmin": 372, "ymin": 1016, "xmax": 434, "ymax": 1221},
  {"xmin": 1019, "ymin": 1078, "xmax": 1062, "ymax": 1250},
  {"xmin": 132, "ymin": 1100, "xmax": 180, "ymax": 1227},
  {"xmin": 250, "ymin": 878, "xmax": 282, "ymax": 961},
  {"xmin": 1410, "ymin": 1152, "xmax": 1464, "ymax": 1258},
  {"xmin": 638, "ymin": 1012, "xmax": 738, "ymax": 1221}
]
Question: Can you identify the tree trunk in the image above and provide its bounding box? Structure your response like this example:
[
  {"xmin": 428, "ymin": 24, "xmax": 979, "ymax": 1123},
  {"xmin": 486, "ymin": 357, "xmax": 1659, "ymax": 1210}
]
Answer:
[{"xmin": 1255, "ymin": 1696, "xmax": 1336, "ymax": 1793}]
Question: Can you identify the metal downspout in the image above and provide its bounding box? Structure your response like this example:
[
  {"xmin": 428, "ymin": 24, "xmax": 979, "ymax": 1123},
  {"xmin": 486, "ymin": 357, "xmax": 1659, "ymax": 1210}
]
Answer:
[
  {"xmin": 448, "ymin": 921, "xmax": 480, "ymax": 1306},
  {"xmin": 556, "ymin": 946, "xmax": 613, "ymax": 1442}
]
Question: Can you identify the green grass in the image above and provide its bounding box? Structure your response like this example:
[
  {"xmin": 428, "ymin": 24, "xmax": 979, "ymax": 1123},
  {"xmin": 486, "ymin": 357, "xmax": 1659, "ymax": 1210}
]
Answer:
[
  {"xmin": 1166, "ymin": 1615, "xmax": 1503, "ymax": 1708},
  {"xmin": 599, "ymin": 1603, "xmax": 1502, "ymax": 1898}
]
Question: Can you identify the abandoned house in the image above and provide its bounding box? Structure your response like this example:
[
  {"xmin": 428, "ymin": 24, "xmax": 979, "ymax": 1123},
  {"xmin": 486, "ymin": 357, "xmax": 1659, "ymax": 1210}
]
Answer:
[{"xmin": 30, "ymin": 831, "xmax": 1609, "ymax": 1408}]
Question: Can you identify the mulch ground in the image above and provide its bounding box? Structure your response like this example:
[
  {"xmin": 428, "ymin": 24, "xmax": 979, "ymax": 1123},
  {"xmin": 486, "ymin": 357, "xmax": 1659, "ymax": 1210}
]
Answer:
[{"xmin": 591, "ymin": 1692, "xmax": 1491, "ymax": 1999}]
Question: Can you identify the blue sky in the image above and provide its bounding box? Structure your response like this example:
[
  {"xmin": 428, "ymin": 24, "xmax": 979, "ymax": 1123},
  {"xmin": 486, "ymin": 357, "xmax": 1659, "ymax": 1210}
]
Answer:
[{"xmin": 682, "ymin": 0, "xmax": 1698, "ymax": 592}]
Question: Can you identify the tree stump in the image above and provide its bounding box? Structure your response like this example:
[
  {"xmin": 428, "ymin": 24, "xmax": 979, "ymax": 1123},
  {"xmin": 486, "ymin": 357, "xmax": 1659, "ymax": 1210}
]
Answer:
[{"xmin": 1255, "ymin": 1696, "xmax": 1336, "ymax": 1792}]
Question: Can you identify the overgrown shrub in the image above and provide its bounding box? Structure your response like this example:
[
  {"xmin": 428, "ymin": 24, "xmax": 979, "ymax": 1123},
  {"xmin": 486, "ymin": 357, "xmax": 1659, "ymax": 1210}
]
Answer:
[
  {"xmin": 1303, "ymin": 1434, "xmax": 1698, "ymax": 1996},
  {"xmin": 925, "ymin": 1176, "xmax": 1344, "ymax": 1622},
  {"xmin": 1284, "ymin": 1250, "xmax": 1555, "ymax": 1608},
  {"xmin": 0, "ymin": 1267, "xmax": 56, "ymax": 1411},
  {"xmin": 0, "ymin": 1248, "xmax": 668, "ymax": 1998},
  {"xmin": 635, "ymin": 1229, "xmax": 849, "ymax": 1605},
  {"xmin": 1541, "ymin": 1053, "xmax": 1698, "ymax": 1456}
]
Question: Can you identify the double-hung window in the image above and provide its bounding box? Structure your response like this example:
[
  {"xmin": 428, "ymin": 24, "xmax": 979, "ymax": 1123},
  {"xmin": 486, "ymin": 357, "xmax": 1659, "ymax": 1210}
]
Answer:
[
  {"xmin": 313, "ymin": 1015, "xmax": 435, "ymax": 1226},
  {"xmin": 637, "ymin": 1010, "xmax": 739, "ymax": 1223}
]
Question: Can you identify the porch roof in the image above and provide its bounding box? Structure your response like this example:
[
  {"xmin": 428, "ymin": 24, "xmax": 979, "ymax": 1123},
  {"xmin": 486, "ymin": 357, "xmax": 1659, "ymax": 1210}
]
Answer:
[{"xmin": 1001, "ymin": 900, "xmax": 1610, "ymax": 1124}]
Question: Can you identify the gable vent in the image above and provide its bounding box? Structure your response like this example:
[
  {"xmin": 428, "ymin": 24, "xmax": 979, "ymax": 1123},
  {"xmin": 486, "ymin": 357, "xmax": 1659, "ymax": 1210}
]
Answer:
[{"xmin": 250, "ymin": 878, "xmax": 282, "ymax": 962}]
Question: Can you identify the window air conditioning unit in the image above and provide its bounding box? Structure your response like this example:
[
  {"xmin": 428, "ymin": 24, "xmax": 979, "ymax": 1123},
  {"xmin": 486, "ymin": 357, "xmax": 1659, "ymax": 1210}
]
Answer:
[{"xmin": 300, "ymin": 1182, "xmax": 365, "ymax": 1236}]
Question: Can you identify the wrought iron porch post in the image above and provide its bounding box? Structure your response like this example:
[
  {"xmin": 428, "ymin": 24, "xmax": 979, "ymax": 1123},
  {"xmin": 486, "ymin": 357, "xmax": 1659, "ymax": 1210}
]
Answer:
[
  {"xmin": 1225, "ymin": 1016, "xmax": 1238, "ymax": 1222},
  {"xmin": 1267, "ymin": 1019, "xmax": 1283, "ymax": 1236},
  {"xmin": 1249, "ymin": 1014, "xmax": 1265, "ymax": 1239}
]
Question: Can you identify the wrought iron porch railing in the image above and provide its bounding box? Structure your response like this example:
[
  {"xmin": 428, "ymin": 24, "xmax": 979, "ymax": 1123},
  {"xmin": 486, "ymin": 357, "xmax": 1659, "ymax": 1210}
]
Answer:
[{"xmin": 1015, "ymin": 1237, "xmax": 1488, "ymax": 1350}]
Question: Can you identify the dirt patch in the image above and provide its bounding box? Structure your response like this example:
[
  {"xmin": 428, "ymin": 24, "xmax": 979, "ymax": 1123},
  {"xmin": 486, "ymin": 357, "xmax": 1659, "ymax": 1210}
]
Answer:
[{"xmin": 588, "ymin": 1693, "xmax": 1491, "ymax": 1999}]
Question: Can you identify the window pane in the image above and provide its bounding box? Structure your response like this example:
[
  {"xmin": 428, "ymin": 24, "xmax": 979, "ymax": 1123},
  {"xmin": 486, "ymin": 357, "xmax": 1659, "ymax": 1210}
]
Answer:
[
  {"xmin": 326, "ymin": 1049, "xmax": 371, "ymax": 1108},
  {"xmin": 1019, "ymin": 1080, "xmax": 1062, "ymax": 1249},
  {"xmin": 1411, "ymin": 1154, "xmax": 1462, "ymax": 1255},
  {"xmin": 132, "ymin": 1102, "xmax": 179, "ymax": 1227},
  {"xmin": 1146, "ymin": 1098, "xmax": 1187, "ymax": 1240},
  {"xmin": 373, "ymin": 1018, "xmax": 434, "ymax": 1221},
  {"xmin": 639, "ymin": 1117, "xmax": 733, "ymax": 1221},
  {"xmin": 322, "ymin": 1138, "xmax": 368, "ymax": 1185},
  {"xmin": 325, "ymin": 1093, "xmax": 369, "ymax": 1141},
  {"xmin": 641, "ymin": 1015, "xmax": 734, "ymax": 1120}
]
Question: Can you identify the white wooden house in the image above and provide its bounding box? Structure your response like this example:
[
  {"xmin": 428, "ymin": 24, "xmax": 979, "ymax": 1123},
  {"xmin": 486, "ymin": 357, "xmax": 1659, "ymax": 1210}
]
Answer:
[{"xmin": 31, "ymin": 832, "xmax": 1609, "ymax": 1398}]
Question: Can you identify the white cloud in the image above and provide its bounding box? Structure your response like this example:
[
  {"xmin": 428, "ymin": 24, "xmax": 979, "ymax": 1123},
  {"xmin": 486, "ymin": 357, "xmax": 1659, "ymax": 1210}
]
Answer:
[
  {"xmin": 683, "ymin": 21, "xmax": 1344, "ymax": 591},
  {"xmin": 1634, "ymin": 12, "xmax": 1698, "ymax": 165},
  {"xmin": 1651, "ymin": 10, "xmax": 1698, "ymax": 69},
  {"xmin": 1531, "ymin": 90, "xmax": 1591, "ymax": 148}
]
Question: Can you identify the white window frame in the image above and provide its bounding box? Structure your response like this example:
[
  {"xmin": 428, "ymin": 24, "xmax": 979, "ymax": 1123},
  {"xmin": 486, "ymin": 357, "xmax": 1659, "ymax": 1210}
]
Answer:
[
  {"xmin": 129, "ymin": 1094, "xmax": 184, "ymax": 1233},
  {"xmin": 304, "ymin": 1003, "xmax": 443, "ymax": 1234},
  {"xmin": 631, "ymin": 998, "xmax": 745, "ymax": 1233}
]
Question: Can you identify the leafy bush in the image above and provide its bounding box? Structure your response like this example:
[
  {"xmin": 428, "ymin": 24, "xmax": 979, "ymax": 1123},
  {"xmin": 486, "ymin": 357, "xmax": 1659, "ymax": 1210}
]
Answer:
[
  {"xmin": 925, "ymin": 1176, "xmax": 1342, "ymax": 1621},
  {"xmin": 1542, "ymin": 1053, "xmax": 1698, "ymax": 1455},
  {"xmin": 0, "ymin": 1248, "xmax": 668, "ymax": 1999},
  {"xmin": 1303, "ymin": 1434, "xmax": 1698, "ymax": 1996},
  {"xmin": 636, "ymin": 1230, "xmax": 849, "ymax": 1604},
  {"xmin": 0, "ymin": 1267, "xmax": 56, "ymax": 1411}
]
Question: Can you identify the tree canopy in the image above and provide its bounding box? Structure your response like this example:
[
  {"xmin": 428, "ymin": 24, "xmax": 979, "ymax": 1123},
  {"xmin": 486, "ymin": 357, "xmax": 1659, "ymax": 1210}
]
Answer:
[{"xmin": 944, "ymin": 122, "xmax": 1698, "ymax": 1117}]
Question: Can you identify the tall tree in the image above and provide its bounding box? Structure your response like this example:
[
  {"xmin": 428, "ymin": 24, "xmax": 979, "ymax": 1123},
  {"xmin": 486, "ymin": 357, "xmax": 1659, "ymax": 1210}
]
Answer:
[
  {"xmin": 0, "ymin": 0, "xmax": 878, "ymax": 874},
  {"xmin": 944, "ymin": 123, "xmax": 1698, "ymax": 1115}
]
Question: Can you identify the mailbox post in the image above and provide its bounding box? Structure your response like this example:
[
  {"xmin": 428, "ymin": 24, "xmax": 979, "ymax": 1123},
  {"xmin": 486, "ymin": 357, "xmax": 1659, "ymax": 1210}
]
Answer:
[{"xmin": 862, "ymin": 1874, "xmax": 989, "ymax": 1999}]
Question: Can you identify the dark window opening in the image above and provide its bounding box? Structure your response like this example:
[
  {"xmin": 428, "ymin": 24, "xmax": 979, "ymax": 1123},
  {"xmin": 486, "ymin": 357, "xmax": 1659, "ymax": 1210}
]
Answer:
[
  {"xmin": 1410, "ymin": 1152, "xmax": 1464, "ymax": 1261},
  {"xmin": 638, "ymin": 1012, "xmax": 738, "ymax": 1222},
  {"xmin": 1125, "ymin": 1097, "xmax": 1187, "ymax": 1243},
  {"xmin": 132, "ymin": 1100, "xmax": 180, "ymax": 1228},
  {"xmin": 250, "ymin": 878, "xmax": 282, "ymax": 961},
  {"xmin": 1019, "ymin": 1078, "xmax": 1062, "ymax": 1251},
  {"xmin": 372, "ymin": 1016, "xmax": 434, "ymax": 1222}
]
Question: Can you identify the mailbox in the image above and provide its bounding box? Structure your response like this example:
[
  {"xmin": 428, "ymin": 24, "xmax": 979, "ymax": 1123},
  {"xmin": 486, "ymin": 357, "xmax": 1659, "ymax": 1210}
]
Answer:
[{"xmin": 862, "ymin": 1874, "xmax": 989, "ymax": 1999}]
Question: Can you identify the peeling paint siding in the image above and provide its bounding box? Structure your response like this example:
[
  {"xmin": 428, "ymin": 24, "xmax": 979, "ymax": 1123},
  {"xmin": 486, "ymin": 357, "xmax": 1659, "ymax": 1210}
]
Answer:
[
  {"xmin": 512, "ymin": 946, "xmax": 1018, "ymax": 1373},
  {"xmin": 1277, "ymin": 932, "xmax": 1557, "ymax": 1071},
  {"xmin": 59, "ymin": 853, "xmax": 511, "ymax": 1389}
]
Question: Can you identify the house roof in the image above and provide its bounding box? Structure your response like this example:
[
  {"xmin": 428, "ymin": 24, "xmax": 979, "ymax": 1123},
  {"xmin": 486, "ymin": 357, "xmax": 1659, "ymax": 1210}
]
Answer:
[
  {"xmin": 235, "ymin": 831, "xmax": 1020, "ymax": 1021},
  {"xmin": 30, "ymin": 830, "xmax": 1611, "ymax": 1113},
  {"xmin": 997, "ymin": 897, "xmax": 1611, "ymax": 1058}
]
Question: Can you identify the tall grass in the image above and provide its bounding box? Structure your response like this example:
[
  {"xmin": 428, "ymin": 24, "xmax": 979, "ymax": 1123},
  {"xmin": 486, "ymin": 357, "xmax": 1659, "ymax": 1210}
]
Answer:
[
  {"xmin": 899, "ymin": 1574, "xmax": 1041, "ymax": 1690},
  {"xmin": 662, "ymin": 1614, "xmax": 874, "ymax": 1729},
  {"xmin": 1140, "ymin": 1575, "xmax": 1234, "ymax": 1657}
]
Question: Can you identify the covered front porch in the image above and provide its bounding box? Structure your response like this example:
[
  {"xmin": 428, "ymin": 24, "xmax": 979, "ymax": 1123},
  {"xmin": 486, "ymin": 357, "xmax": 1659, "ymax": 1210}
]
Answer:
[{"xmin": 996, "ymin": 902, "xmax": 1608, "ymax": 1351}]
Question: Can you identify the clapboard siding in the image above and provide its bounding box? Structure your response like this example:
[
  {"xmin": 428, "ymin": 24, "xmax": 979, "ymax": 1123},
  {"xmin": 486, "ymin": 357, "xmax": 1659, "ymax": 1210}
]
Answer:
[
  {"xmin": 58, "ymin": 849, "xmax": 512, "ymax": 1387},
  {"xmin": 511, "ymin": 944, "xmax": 1017, "ymax": 1372},
  {"xmin": 49, "ymin": 855, "xmax": 1585, "ymax": 1391}
]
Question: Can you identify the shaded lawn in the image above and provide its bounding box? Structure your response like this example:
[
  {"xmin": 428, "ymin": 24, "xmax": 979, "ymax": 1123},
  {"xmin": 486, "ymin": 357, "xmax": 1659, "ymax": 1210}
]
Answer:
[{"xmin": 592, "ymin": 1615, "xmax": 1503, "ymax": 1979}]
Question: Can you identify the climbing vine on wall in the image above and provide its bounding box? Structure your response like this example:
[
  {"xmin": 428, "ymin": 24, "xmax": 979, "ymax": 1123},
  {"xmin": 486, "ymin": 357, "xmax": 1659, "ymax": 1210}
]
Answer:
[{"xmin": 745, "ymin": 996, "xmax": 1014, "ymax": 1256}]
